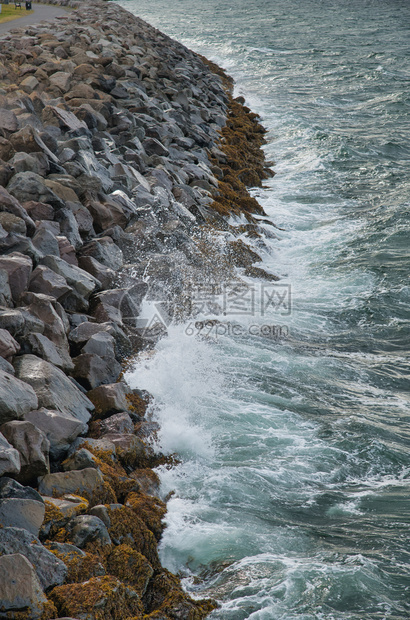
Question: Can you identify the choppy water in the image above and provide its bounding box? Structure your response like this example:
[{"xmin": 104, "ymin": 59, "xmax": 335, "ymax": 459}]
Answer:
[{"xmin": 120, "ymin": 0, "xmax": 410, "ymax": 617}]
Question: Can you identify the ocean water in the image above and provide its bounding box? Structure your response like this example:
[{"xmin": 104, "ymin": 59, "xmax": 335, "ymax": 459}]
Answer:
[{"xmin": 120, "ymin": 0, "xmax": 410, "ymax": 617}]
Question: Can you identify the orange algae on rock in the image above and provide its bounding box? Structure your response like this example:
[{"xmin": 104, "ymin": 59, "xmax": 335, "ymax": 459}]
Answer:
[
  {"xmin": 107, "ymin": 504, "xmax": 161, "ymax": 570},
  {"xmin": 143, "ymin": 569, "xmax": 217, "ymax": 620},
  {"xmin": 125, "ymin": 491, "xmax": 167, "ymax": 541},
  {"xmin": 106, "ymin": 544, "xmax": 153, "ymax": 594},
  {"xmin": 49, "ymin": 575, "xmax": 144, "ymax": 620}
]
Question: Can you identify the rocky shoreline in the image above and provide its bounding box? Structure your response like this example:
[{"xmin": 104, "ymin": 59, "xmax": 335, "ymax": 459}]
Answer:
[{"xmin": 0, "ymin": 2, "xmax": 276, "ymax": 618}]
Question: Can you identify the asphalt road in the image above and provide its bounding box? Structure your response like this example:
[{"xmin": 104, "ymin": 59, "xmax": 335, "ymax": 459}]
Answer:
[{"xmin": 0, "ymin": 2, "xmax": 67, "ymax": 36}]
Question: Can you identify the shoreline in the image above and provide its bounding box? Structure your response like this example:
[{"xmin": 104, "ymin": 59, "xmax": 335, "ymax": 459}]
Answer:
[{"xmin": 0, "ymin": 1, "xmax": 276, "ymax": 617}]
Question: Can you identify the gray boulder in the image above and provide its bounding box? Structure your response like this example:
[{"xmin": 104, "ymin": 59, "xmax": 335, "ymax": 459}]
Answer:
[
  {"xmin": 86, "ymin": 382, "xmax": 131, "ymax": 417},
  {"xmin": 65, "ymin": 515, "xmax": 111, "ymax": 548},
  {"xmin": 0, "ymin": 497, "xmax": 45, "ymax": 536},
  {"xmin": 38, "ymin": 468, "xmax": 105, "ymax": 502},
  {"xmin": 40, "ymin": 254, "xmax": 100, "ymax": 299},
  {"xmin": 27, "ymin": 332, "xmax": 74, "ymax": 372},
  {"xmin": 0, "ymin": 369, "xmax": 38, "ymax": 425},
  {"xmin": 0, "ymin": 431, "xmax": 21, "ymax": 476},
  {"xmin": 0, "ymin": 554, "xmax": 47, "ymax": 619},
  {"xmin": 0, "ymin": 251, "xmax": 32, "ymax": 301},
  {"xmin": 0, "ymin": 477, "xmax": 43, "ymax": 503},
  {"xmin": 7, "ymin": 171, "xmax": 65, "ymax": 209},
  {"xmin": 0, "ymin": 527, "xmax": 67, "ymax": 590},
  {"xmin": 71, "ymin": 353, "xmax": 121, "ymax": 390},
  {"xmin": 13, "ymin": 355, "xmax": 93, "ymax": 424},
  {"xmin": 0, "ymin": 420, "xmax": 50, "ymax": 483},
  {"xmin": 24, "ymin": 408, "xmax": 87, "ymax": 461},
  {"xmin": 28, "ymin": 264, "xmax": 71, "ymax": 300},
  {"xmin": 0, "ymin": 328, "xmax": 20, "ymax": 361},
  {"xmin": 80, "ymin": 236, "xmax": 123, "ymax": 270}
]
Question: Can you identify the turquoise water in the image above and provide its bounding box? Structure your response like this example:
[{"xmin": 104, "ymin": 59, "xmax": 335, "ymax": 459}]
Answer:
[{"xmin": 121, "ymin": 0, "xmax": 410, "ymax": 617}]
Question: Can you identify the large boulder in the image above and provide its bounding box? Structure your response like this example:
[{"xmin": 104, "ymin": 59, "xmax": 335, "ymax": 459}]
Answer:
[
  {"xmin": 65, "ymin": 515, "xmax": 111, "ymax": 548},
  {"xmin": 24, "ymin": 408, "xmax": 87, "ymax": 460},
  {"xmin": 28, "ymin": 264, "xmax": 71, "ymax": 300},
  {"xmin": 0, "ymin": 251, "xmax": 32, "ymax": 301},
  {"xmin": 0, "ymin": 431, "xmax": 21, "ymax": 476},
  {"xmin": 0, "ymin": 497, "xmax": 45, "ymax": 536},
  {"xmin": 0, "ymin": 420, "xmax": 50, "ymax": 483},
  {"xmin": 71, "ymin": 353, "xmax": 121, "ymax": 390},
  {"xmin": 26, "ymin": 332, "xmax": 74, "ymax": 372},
  {"xmin": 38, "ymin": 468, "xmax": 107, "ymax": 505},
  {"xmin": 0, "ymin": 527, "xmax": 67, "ymax": 590},
  {"xmin": 40, "ymin": 254, "xmax": 100, "ymax": 299},
  {"xmin": 0, "ymin": 328, "xmax": 20, "ymax": 361},
  {"xmin": 87, "ymin": 382, "xmax": 131, "ymax": 417},
  {"xmin": 7, "ymin": 171, "xmax": 65, "ymax": 209},
  {"xmin": 0, "ymin": 554, "xmax": 48, "ymax": 619},
  {"xmin": 0, "ymin": 369, "xmax": 38, "ymax": 425},
  {"xmin": 13, "ymin": 355, "xmax": 94, "ymax": 424}
]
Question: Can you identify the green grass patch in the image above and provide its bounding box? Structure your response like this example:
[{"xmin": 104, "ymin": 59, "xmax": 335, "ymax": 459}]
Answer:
[{"xmin": 0, "ymin": 4, "xmax": 33, "ymax": 23}]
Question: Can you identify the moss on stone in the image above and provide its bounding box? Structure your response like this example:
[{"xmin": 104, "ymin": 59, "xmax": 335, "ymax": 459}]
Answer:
[
  {"xmin": 106, "ymin": 544, "xmax": 153, "ymax": 595},
  {"xmin": 125, "ymin": 492, "xmax": 166, "ymax": 542},
  {"xmin": 49, "ymin": 575, "xmax": 144, "ymax": 620}
]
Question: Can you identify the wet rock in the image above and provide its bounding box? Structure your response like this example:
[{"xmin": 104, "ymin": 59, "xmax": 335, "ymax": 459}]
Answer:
[
  {"xmin": 0, "ymin": 431, "xmax": 21, "ymax": 476},
  {"xmin": 82, "ymin": 331, "xmax": 116, "ymax": 360},
  {"xmin": 0, "ymin": 553, "xmax": 47, "ymax": 619},
  {"xmin": 0, "ymin": 420, "xmax": 50, "ymax": 484},
  {"xmin": 71, "ymin": 352, "xmax": 121, "ymax": 390},
  {"xmin": 80, "ymin": 236, "xmax": 123, "ymax": 270},
  {"xmin": 0, "ymin": 251, "xmax": 32, "ymax": 301},
  {"xmin": 65, "ymin": 514, "xmax": 111, "ymax": 548},
  {"xmin": 0, "ymin": 369, "xmax": 38, "ymax": 425},
  {"xmin": 77, "ymin": 255, "xmax": 116, "ymax": 289},
  {"xmin": 96, "ymin": 411, "xmax": 134, "ymax": 436},
  {"xmin": 0, "ymin": 527, "xmax": 67, "ymax": 590},
  {"xmin": 103, "ymin": 433, "xmax": 148, "ymax": 470},
  {"xmin": 87, "ymin": 382, "xmax": 131, "ymax": 417},
  {"xmin": 13, "ymin": 355, "xmax": 94, "ymax": 424},
  {"xmin": 24, "ymin": 408, "xmax": 87, "ymax": 461},
  {"xmin": 0, "ymin": 497, "xmax": 45, "ymax": 537}
]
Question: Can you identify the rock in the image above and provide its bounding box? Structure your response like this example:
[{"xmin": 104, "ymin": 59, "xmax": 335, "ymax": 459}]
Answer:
[
  {"xmin": 42, "ymin": 495, "xmax": 89, "ymax": 521},
  {"xmin": 10, "ymin": 151, "xmax": 49, "ymax": 177},
  {"xmin": 24, "ymin": 408, "xmax": 87, "ymax": 461},
  {"xmin": 87, "ymin": 383, "xmax": 131, "ymax": 417},
  {"xmin": 68, "ymin": 321, "xmax": 115, "ymax": 345},
  {"xmin": 0, "ymin": 420, "xmax": 50, "ymax": 484},
  {"xmin": 57, "ymin": 235, "xmax": 78, "ymax": 265},
  {"xmin": 0, "ymin": 527, "xmax": 67, "ymax": 590},
  {"xmin": 103, "ymin": 433, "xmax": 148, "ymax": 470},
  {"xmin": 0, "ymin": 328, "xmax": 20, "ymax": 361},
  {"xmin": 0, "ymin": 211, "xmax": 27, "ymax": 235},
  {"xmin": 9, "ymin": 125, "xmax": 58, "ymax": 164},
  {"xmin": 82, "ymin": 332, "xmax": 116, "ymax": 360},
  {"xmin": 89, "ymin": 504, "xmax": 111, "ymax": 528},
  {"xmin": 32, "ymin": 227, "xmax": 60, "ymax": 258},
  {"xmin": 77, "ymin": 255, "xmax": 115, "ymax": 289},
  {"xmin": 0, "ymin": 554, "xmax": 47, "ymax": 619},
  {"xmin": 0, "ymin": 108, "xmax": 18, "ymax": 133},
  {"xmin": 62, "ymin": 448, "xmax": 98, "ymax": 471},
  {"xmin": 0, "ymin": 268, "xmax": 12, "ymax": 306},
  {"xmin": 49, "ymin": 71, "xmax": 72, "ymax": 92},
  {"xmin": 143, "ymin": 137, "xmax": 169, "ymax": 157},
  {"xmin": 49, "ymin": 576, "xmax": 143, "ymax": 620},
  {"xmin": 0, "ymin": 251, "xmax": 32, "ymax": 301},
  {"xmin": 23, "ymin": 200, "xmax": 54, "ymax": 221},
  {"xmin": 0, "ymin": 369, "xmax": 38, "ymax": 425},
  {"xmin": 98, "ymin": 412, "xmax": 134, "ymax": 436},
  {"xmin": 71, "ymin": 353, "xmax": 122, "ymax": 390},
  {"xmin": 42, "ymin": 104, "xmax": 88, "ymax": 132},
  {"xmin": 27, "ymin": 332, "xmax": 74, "ymax": 371},
  {"xmin": 7, "ymin": 171, "xmax": 65, "ymax": 209},
  {"xmin": 38, "ymin": 468, "xmax": 106, "ymax": 504},
  {"xmin": 0, "ymin": 308, "xmax": 43, "ymax": 344},
  {"xmin": 0, "ymin": 497, "xmax": 45, "ymax": 536},
  {"xmin": 13, "ymin": 355, "xmax": 93, "ymax": 424},
  {"xmin": 54, "ymin": 207, "xmax": 83, "ymax": 250},
  {"xmin": 107, "ymin": 544, "xmax": 153, "ymax": 595},
  {"xmin": 0, "ymin": 477, "xmax": 43, "ymax": 502},
  {"xmin": 0, "ymin": 431, "xmax": 21, "ymax": 476},
  {"xmin": 65, "ymin": 515, "xmax": 111, "ymax": 548},
  {"xmin": 28, "ymin": 264, "xmax": 72, "ymax": 300},
  {"xmin": 129, "ymin": 468, "xmax": 161, "ymax": 497},
  {"xmin": 25, "ymin": 294, "xmax": 70, "ymax": 350},
  {"xmin": 80, "ymin": 236, "xmax": 123, "ymax": 270},
  {"xmin": 20, "ymin": 75, "xmax": 39, "ymax": 93},
  {"xmin": 40, "ymin": 254, "xmax": 100, "ymax": 299}
]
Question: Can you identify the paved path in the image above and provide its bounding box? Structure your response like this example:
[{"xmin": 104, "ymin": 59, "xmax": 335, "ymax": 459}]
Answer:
[{"xmin": 0, "ymin": 3, "xmax": 67, "ymax": 36}]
